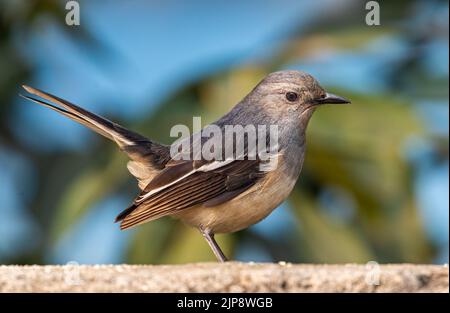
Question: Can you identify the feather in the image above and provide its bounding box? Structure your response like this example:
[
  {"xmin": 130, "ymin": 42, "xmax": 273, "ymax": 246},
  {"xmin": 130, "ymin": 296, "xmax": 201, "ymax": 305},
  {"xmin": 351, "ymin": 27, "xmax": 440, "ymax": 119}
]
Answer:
[
  {"xmin": 119, "ymin": 159, "xmax": 264, "ymax": 229},
  {"xmin": 21, "ymin": 85, "xmax": 170, "ymax": 188}
]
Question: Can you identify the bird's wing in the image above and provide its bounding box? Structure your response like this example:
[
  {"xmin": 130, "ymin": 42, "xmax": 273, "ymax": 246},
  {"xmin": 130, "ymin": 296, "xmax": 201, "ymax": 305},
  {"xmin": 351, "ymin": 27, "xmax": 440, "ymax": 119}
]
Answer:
[
  {"xmin": 117, "ymin": 157, "xmax": 267, "ymax": 229},
  {"xmin": 20, "ymin": 86, "xmax": 170, "ymax": 188}
]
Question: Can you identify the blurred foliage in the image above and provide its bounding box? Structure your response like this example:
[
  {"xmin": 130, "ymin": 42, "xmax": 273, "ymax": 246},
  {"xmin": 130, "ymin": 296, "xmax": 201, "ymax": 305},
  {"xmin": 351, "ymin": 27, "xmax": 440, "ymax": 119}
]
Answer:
[{"xmin": 0, "ymin": 0, "xmax": 447, "ymax": 264}]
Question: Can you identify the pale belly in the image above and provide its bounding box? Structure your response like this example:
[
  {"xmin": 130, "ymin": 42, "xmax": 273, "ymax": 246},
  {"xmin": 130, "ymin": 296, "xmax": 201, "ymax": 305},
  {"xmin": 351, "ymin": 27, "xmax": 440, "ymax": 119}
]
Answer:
[{"xmin": 172, "ymin": 155, "xmax": 301, "ymax": 234}]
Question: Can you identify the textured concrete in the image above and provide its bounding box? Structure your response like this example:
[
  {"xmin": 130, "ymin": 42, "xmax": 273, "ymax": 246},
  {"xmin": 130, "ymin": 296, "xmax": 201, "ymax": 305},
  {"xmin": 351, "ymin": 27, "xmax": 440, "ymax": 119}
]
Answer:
[{"xmin": 0, "ymin": 263, "xmax": 448, "ymax": 292}]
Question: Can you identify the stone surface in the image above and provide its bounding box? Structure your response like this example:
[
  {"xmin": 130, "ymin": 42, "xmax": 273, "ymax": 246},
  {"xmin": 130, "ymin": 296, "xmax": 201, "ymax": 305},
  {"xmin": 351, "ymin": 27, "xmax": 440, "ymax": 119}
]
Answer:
[{"xmin": 0, "ymin": 263, "xmax": 448, "ymax": 292}]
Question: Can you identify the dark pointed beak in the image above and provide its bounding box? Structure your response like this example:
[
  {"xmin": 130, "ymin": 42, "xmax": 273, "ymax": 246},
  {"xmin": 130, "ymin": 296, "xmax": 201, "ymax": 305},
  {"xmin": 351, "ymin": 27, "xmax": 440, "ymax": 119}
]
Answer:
[{"xmin": 313, "ymin": 92, "xmax": 351, "ymax": 105}]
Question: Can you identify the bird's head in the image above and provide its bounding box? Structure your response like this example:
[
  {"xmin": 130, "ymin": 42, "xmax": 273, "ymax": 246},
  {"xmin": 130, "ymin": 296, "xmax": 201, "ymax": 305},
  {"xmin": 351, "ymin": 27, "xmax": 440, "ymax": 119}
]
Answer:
[{"xmin": 247, "ymin": 70, "xmax": 350, "ymax": 125}]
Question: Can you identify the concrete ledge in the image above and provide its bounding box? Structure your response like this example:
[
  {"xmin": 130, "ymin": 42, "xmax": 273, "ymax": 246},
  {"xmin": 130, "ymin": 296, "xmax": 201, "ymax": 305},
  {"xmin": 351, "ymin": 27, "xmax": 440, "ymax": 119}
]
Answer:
[{"xmin": 0, "ymin": 263, "xmax": 448, "ymax": 292}]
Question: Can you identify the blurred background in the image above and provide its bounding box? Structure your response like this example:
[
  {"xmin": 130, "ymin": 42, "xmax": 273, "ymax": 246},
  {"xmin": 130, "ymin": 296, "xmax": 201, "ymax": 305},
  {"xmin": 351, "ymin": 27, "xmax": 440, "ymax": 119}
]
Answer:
[{"xmin": 0, "ymin": 0, "xmax": 448, "ymax": 265}]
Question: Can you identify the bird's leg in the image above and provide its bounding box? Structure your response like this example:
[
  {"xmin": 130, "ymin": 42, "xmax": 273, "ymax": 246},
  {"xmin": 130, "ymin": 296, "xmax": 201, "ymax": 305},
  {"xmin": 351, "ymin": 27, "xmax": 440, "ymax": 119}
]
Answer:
[{"xmin": 199, "ymin": 228, "xmax": 228, "ymax": 262}]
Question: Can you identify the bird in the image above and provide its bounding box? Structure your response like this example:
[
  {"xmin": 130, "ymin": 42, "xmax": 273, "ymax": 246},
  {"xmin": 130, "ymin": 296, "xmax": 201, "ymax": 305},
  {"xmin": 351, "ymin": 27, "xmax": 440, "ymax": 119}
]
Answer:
[{"xmin": 20, "ymin": 70, "xmax": 350, "ymax": 262}]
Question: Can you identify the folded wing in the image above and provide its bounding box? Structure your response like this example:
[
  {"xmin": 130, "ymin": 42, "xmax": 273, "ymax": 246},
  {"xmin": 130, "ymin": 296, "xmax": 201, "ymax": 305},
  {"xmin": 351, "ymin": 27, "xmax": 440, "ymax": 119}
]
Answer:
[{"xmin": 118, "ymin": 158, "xmax": 266, "ymax": 229}]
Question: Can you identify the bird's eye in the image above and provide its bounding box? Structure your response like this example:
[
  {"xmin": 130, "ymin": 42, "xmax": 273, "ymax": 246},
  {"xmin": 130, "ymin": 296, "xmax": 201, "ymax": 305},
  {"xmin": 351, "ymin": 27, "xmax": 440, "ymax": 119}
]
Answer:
[{"xmin": 286, "ymin": 92, "xmax": 298, "ymax": 102}]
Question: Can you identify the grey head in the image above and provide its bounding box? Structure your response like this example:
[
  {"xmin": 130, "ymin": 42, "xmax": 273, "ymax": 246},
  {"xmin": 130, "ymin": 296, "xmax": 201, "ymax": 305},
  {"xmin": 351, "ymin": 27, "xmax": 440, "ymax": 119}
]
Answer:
[
  {"xmin": 213, "ymin": 70, "xmax": 350, "ymax": 155},
  {"xmin": 217, "ymin": 70, "xmax": 350, "ymax": 134}
]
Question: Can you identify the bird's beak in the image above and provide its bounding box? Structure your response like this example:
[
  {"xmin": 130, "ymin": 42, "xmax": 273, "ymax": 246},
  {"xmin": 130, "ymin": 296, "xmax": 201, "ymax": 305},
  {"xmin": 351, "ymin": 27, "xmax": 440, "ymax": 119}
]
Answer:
[{"xmin": 313, "ymin": 92, "xmax": 351, "ymax": 105}]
